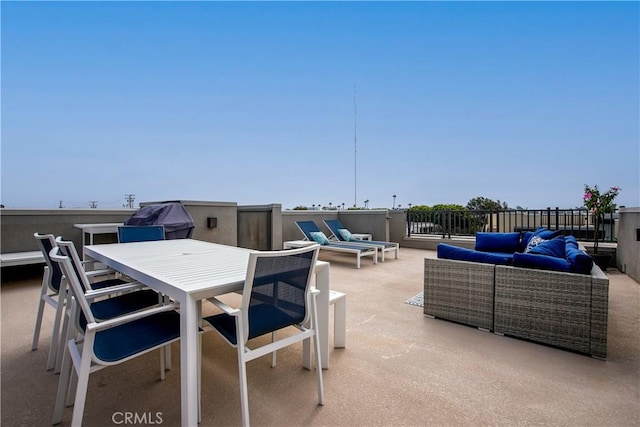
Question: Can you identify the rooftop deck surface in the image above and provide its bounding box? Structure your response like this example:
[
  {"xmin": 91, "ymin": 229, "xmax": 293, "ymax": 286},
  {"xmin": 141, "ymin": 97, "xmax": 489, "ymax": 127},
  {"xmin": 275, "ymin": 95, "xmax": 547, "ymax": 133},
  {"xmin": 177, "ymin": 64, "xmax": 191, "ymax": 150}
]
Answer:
[{"xmin": 1, "ymin": 248, "xmax": 638, "ymax": 426}]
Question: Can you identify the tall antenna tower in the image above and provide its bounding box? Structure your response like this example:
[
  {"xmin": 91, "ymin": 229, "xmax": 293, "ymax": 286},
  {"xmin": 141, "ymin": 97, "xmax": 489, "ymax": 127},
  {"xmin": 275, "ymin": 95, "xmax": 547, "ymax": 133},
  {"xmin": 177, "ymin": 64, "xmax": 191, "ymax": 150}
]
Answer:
[{"xmin": 353, "ymin": 84, "xmax": 357, "ymax": 208}]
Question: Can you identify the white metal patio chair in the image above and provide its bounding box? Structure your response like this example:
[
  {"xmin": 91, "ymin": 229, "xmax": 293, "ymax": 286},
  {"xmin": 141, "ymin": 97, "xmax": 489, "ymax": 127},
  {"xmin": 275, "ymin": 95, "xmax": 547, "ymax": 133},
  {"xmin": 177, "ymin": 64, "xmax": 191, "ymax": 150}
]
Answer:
[
  {"xmin": 32, "ymin": 233, "xmax": 66, "ymax": 371},
  {"xmin": 52, "ymin": 237, "xmax": 161, "ymax": 373},
  {"xmin": 49, "ymin": 246, "xmax": 182, "ymax": 426},
  {"xmin": 202, "ymin": 244, "xmax": 324, "ymax": 427}
]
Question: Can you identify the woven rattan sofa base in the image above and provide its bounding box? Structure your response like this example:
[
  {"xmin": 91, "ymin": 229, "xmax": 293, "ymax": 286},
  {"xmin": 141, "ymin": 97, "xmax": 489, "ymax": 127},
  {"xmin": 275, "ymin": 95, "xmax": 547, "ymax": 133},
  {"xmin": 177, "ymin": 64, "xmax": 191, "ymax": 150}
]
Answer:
[
  {"xmin": 494, "ymin": 264, "xmax": 608, "ymax": 359},
  {"xmin": 424, "ymin": 258, "xmax": 495, "ymax": 331}
]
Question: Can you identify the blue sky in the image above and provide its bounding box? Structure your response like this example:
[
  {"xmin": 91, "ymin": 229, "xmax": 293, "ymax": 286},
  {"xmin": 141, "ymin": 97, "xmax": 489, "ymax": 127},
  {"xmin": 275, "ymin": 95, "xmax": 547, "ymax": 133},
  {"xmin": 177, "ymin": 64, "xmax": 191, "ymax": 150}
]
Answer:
[{"xmin": 2, "ymin": 1, "xmax": 638, "ymax": 210}]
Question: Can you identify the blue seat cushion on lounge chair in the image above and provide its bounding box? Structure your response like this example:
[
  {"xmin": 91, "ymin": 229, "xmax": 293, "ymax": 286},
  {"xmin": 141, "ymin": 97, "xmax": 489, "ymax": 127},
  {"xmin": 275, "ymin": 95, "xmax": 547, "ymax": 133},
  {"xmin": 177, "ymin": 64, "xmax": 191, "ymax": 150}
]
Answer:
[
  {"xmin": 475, "ymin": 232, "xmax": 521, "ymax": 253},
  {"xmin": 520, "ymin": 227, "xmax": 562, "ymax": 252},
  {"xmin": 527, "ymin": 235, "xmax": 566, "ymax": 258},
  {"xmin": 93, "ymin": 310, "xmax": 181, "ymax": 363},
  {"xmin": 204, "ymin": 304, "xmax": 301, "ymax": 346},
  {"xmin": 565, "ymin": 246, "xmax": 593, "ymax": 274},
  {"xmin": 328, "ymin": 242, "xmax": 375, "ymax": 252},
  {"xmin": 512, "ymin": 252, "xmax": 571, "ymax": 272},
  {"xmin": 438, "ymin": 243, "xmax": 513, "ymax": 265}
]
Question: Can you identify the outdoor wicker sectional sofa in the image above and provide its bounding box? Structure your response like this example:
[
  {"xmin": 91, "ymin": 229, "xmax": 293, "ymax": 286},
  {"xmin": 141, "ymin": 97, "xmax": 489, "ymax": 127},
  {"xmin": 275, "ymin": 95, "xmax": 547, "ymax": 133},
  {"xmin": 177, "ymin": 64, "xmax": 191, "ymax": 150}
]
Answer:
[{"xmin": 423, "ymin": 229, "xmax": 609, "ymax": 359}]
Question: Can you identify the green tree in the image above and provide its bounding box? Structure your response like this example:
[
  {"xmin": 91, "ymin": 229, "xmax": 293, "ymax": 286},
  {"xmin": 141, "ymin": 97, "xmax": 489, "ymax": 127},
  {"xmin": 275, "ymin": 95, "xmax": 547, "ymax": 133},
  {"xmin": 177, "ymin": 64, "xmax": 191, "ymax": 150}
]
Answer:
[{"xmin": 466, "ymin": 197, "xmax": 509, "ymax": 211}]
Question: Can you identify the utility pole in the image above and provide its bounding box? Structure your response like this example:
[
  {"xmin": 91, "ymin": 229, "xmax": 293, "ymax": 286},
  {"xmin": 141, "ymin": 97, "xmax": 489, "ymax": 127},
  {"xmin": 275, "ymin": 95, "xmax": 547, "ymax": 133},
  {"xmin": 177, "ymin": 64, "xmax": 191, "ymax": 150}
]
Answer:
[
  {"xmin": 125, "ymin": 194, "xmax": 136, "ymax": 209},
  {"xmin": 59, "ymin": 200, "xmax": 64, "ymax": 209}
]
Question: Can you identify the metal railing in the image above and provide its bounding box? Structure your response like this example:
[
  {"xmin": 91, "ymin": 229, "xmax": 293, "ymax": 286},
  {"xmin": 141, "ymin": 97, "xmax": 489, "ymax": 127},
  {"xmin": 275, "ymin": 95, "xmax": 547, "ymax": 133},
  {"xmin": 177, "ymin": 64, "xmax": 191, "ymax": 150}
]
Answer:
[{"xmin": 407, "ymin": 208, "xmax": 618, "ymax": 242}]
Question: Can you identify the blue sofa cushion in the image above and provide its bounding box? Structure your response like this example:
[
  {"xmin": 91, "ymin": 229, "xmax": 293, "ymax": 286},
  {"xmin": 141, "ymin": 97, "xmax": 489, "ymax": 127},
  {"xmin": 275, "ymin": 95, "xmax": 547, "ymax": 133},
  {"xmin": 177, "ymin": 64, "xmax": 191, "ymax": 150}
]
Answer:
[
  {"xmin": 565, "ymin": 235, "xmax": 579, "ymax": 248},
  {"xmin": 527, "ymin": 235, "xmax": 566, "ymax": 258},
  {"xmin": 475, "ymin": 232, "xmax": 521, "ymax": 253},
  {"xmin": 513, "ymin": 252, "xmax": 571, "ymax": 272},
  {"xmin": 565, "ymin": 246, "xmax": 593, "ymax": 274},
  {"xmin": 438, "ymin": 243, "xmax": 513, "ymax": 265},
  {"xmin": 521, "ymin": 227, "xmax": 562, "ymax": 251}
]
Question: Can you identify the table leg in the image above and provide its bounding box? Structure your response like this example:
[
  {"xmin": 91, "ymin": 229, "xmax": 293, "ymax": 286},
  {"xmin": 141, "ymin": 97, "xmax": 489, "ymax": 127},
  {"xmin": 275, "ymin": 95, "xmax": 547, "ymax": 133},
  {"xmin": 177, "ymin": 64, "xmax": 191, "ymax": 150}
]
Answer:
[{"xmin": 180, "ymin": 296, "xmax": 199, "ymax": 426}]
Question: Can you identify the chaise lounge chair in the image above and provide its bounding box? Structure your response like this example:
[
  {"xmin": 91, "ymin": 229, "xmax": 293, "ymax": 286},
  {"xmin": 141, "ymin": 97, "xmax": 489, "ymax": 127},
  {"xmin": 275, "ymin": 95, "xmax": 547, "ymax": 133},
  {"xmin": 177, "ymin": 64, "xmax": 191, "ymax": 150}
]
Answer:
[
  {"xmin": 295, "ymin": 221, "xmax": 377, "ymax": 268},
  {"xmin": 323, "ymin": 219, "xmax": 399, "ymax": 262}
]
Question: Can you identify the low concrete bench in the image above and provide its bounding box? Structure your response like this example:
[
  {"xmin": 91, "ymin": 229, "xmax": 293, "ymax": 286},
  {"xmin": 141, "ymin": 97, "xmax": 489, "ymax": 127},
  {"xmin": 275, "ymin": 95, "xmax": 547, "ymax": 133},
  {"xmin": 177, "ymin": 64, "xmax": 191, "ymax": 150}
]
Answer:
[{"xmin": 1, "ymin": 251, "xmax": 45, "ymax": 267}]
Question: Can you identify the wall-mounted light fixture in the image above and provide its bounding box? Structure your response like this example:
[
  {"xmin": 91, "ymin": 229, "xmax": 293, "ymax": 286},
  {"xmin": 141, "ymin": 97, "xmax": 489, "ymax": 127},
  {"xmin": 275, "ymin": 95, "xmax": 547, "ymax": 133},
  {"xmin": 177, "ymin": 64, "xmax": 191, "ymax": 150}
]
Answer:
[{"xmin": 207, "ymin": 217, "xmax": 218, "ymax": 229}]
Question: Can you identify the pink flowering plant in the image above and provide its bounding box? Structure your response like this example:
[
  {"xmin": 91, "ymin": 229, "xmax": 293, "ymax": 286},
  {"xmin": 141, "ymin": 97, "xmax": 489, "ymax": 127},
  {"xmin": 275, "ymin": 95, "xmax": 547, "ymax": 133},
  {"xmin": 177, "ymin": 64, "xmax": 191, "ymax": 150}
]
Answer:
[{"xmin": 583, "ymin": 184, "xmax": 620, "ymax": 252}]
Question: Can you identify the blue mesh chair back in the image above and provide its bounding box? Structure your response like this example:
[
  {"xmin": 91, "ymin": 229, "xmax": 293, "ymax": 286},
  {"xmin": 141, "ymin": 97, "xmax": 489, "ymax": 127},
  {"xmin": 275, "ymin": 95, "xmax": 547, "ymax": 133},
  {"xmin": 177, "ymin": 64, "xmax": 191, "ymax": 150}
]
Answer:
[
  {"xmin": 245, "ymin": 248, "xmax": 316, "ymax": 340},
  {"xmin": 54, "ymin": 237, "xmax": 160, "ymax": 331},
  {"xmin": 295, "ymin": 220, "xmax": 323, "ymax": 241},
  {"xmin": 118, "ymin": 225, "xmax": 166, "ymax": 243},
  {"xmin": 34, "ymin": 233, "xmax": 63, "ymax": 293},
  {"xmin": 324, "ymin": 219, "xmax": 348, "ymax": 241},
  {"xmin": 55, "ymin": 237, "xmax": 124, "ymax": 293},
  {"xmin": 49, "ymin": 247, "xmax": 97, "ymax": 335}
]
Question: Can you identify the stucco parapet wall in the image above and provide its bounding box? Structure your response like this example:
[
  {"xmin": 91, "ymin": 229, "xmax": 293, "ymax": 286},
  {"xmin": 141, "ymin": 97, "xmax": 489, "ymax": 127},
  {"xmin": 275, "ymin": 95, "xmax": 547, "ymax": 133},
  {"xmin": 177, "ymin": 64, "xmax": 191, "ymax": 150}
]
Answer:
[
  {"xmin": 0, "ymin": 208, "xmax": 135, "ymax": 216},
  {"xmin": 620, "ymin": 207, "xmax": 640, "ymax": 213},
  {"xmin": 238, "ymin": 204, "xmax": 282, "ymax": 211}
]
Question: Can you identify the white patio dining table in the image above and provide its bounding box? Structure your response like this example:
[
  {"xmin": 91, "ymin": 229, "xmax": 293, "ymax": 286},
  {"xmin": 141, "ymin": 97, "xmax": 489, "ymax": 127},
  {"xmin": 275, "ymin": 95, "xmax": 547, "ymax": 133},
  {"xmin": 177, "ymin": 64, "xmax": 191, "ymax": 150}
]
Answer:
[{"xmin": 84, "ymin": 239, "xmax": 331, "ymax": 427}]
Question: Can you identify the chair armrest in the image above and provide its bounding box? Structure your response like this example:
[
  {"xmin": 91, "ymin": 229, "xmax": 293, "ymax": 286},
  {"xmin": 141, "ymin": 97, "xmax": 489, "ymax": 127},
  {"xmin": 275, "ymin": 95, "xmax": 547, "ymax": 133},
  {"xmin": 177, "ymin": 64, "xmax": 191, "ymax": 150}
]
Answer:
[
  {"xmin": 86, "ymin": 268, "xmax": 116, "ymax": 278},
  {"xmin": 84, "ymin": 282, "xmax": 148, "ymax": 300},
  {"xmin": 86, "ymin": 303, "xmax": 180, "ymax": 332},
  {"xmin": 206, "ymin": 296, "xmax": 241, "ymax": 316}
]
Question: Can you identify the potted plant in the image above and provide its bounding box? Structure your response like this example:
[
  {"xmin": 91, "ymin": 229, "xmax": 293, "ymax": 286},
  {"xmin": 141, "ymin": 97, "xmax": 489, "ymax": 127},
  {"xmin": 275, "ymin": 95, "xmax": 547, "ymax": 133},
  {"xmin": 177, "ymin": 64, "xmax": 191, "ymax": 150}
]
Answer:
[{"xmin": 583, "ymin": 184, "xmax": 621, "ymax": 269}]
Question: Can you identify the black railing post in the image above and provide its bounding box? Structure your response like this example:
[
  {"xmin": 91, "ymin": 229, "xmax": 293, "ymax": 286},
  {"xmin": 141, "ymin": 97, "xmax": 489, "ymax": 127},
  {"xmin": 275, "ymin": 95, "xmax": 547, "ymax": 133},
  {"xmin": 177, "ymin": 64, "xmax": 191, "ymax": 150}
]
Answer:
[
  {"xmin": 555, "ymin": 207, "xmax": 559, "ymax": 231},
  {"xmin": 546, "ymin": 207, "xmax": 551, "ymax": 229}
]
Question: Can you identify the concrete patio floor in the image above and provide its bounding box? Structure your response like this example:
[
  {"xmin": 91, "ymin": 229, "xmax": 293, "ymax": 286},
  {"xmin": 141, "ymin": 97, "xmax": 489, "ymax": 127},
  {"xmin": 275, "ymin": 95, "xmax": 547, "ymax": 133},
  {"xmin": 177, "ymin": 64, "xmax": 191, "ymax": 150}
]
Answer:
[{"xmin": 1, "ymin": 247, "xmax": 639, "ymax": 426}]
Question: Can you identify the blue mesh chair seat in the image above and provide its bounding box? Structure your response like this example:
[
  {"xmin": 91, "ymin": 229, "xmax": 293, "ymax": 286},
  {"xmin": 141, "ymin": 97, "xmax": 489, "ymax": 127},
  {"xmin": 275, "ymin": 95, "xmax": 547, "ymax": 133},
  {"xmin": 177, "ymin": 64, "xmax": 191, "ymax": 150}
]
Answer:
[
  {"xmin": 77, "ymin": 289, "xmax": 165, "ymax": 333},
  {"xmin": 206, "ymin": 302, "xmax": 304, "ymax": 346},
  {"xmin": 92, "ymin": 311, "xmax": 181, "ymax": 363},
  {"xmin": 202, "ymin": 245, "xmax": 324, "ymax": 426}
]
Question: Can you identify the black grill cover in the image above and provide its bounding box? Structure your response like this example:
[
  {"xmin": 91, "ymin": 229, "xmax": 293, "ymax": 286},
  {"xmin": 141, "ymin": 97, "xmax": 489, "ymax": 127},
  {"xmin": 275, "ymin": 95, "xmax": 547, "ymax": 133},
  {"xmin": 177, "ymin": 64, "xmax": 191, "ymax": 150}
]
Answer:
[{"xmin": 124, "ymin": 203, "xmax": 195, "ymax": 239}]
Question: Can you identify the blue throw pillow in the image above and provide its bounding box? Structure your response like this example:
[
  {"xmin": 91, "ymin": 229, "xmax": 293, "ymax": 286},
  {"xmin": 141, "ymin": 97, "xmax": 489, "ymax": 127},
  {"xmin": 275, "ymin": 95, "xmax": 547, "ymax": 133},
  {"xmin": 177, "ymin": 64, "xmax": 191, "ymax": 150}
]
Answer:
[
  {"xmin": 475, "ymin": 232, "xmax": 521, "ymax": 253},
  {"xmin": 524, "ymin": 236, "xmax": 546, "ymax": 253},
  {"xmin": 520, "ymin": 227, "xmax": 562, "ymax": 251},
  {"xmin": 528, "ymin": 235, "xmax": 566, "ymax": 258},
  {"xmin": 513, "ymin": 252, "xmax": 571, "ymax": 272},
  {"xmin": 565, "ymin": 246, "xmax": 593, "ymax": 274},
  {"xmin": 438, "ymin": 243, "xmax": 513, "ymax": 265},
  {"xmin": 338, "ymin": 228, "xmax": 354, "ymax": 241},
  {"xmin": 309, "ymin": 231, "xmax": 329, "ymax": 245}
]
